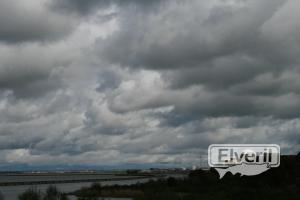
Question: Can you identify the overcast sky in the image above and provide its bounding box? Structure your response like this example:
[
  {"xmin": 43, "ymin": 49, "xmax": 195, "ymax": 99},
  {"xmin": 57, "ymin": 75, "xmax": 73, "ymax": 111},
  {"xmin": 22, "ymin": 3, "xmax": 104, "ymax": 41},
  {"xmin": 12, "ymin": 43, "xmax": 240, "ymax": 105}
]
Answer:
[{"xmin": 0, "ymin": 0, "xmax": 299, "ymax": 167}]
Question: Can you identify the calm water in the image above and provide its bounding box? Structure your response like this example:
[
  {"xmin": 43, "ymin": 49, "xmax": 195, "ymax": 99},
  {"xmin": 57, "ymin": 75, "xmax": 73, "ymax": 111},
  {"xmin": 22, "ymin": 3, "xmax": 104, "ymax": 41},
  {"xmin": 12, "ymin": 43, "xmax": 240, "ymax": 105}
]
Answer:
[
  {"xmin": 0, "ymin": 174, "xmax": 133, "ymax": 183},
  {"xmin": 0, "ymin": 175, "xmax": 155, "ymax": 200},
  {"xmin": 0, "ymin": 174, "xmax": 186, "ymax": 200}
]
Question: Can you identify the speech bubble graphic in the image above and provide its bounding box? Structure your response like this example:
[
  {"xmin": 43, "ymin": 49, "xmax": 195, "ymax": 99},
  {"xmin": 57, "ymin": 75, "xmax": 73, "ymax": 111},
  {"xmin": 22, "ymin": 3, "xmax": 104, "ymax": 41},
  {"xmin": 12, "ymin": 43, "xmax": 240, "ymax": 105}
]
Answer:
[{"xmin": 208, "ymin": 144, "xmax": 280, "ymax": 179}]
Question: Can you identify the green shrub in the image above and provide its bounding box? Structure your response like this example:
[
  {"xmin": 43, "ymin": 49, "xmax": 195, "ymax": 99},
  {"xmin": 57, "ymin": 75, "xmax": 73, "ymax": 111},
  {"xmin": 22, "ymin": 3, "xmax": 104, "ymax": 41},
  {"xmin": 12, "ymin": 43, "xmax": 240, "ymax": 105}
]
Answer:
[
  {"xmin": 18, "ymin": 188, "xmax": 41, "ymax": 200},
  {"xmin": 18, "ymin": 186, "xmax": 69, "ymax": 200},
  {"xmin": 0, "ymin": 191, "xmax": 4, "ymax": 200}
]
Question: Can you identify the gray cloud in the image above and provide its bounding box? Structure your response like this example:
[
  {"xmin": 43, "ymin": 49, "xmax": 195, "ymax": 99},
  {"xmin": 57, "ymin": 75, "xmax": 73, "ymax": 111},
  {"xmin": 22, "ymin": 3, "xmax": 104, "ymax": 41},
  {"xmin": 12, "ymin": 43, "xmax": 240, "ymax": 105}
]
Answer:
[
  {"xmin": 0, "ymin": 0, "xmax": 76, "ymax": 43},
  {"xmin": 0, "ymin": 0, "xmax": 299, "ymax": 167},
  {"xmin": 0, "ymin": 69, "xmax": 62, "ymax": 99},
  {"xmin": 0, "ymin": 44, "xmax": 69, "ymax": 98},
  {"xmin": 51, "ymin": 0, "xmax": 162, "ymax": 15},
  {"xmin": 99, "ymin": 0, "xmax": 300, "ymax": 121},
  {"xmin": 96, "ymin": 69, "xmax": 122, "ymax": 92},
  {"xmin": 100, "ymin": 0, "xmax": 286, "ymax": 69}
]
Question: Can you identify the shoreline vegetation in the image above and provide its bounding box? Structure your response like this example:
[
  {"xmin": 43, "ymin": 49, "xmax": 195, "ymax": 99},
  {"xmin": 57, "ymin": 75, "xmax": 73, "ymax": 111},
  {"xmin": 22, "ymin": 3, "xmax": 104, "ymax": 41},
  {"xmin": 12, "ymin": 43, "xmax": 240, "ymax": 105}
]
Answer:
[
  {"xmin": 1, "ymin": 154, "xmax": 299, "ymax": 200},
  {"xmin": 69, "ymin": 154, "xmax": 300, "ymax": 200}
]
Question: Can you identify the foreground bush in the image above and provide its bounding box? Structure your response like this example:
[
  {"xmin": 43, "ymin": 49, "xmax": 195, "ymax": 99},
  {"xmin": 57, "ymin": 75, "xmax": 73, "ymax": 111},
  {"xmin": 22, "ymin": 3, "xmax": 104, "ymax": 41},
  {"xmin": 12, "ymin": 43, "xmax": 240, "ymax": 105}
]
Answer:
[
  {"xmin": 18, "ymin": 188, "xmax": 41, "ymax": 200},
  {"xmin": 43, "ymin": 185, "xmax": 69, "ymax": 200},
  {"xmin": 0, "ymin": 191, "xmax": 4, "ymax": 200},
  {"xmin": 72, "ymin": 155, "xmax": 300, "ymax": 200},
  {"xmin": 18, "ymin": 186, "xmax": 69, "ymax": 200}
]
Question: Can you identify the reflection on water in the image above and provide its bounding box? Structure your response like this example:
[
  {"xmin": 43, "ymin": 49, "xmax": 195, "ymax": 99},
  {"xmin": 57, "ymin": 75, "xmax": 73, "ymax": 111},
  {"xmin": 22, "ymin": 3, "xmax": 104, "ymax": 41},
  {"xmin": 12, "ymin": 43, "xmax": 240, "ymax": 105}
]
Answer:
[
  {"xmin": 0, "ymin": 174, "xmax": 186, "ymax": 200},
  {"xmin": 69, "ymin": 196, "xmax": 132, "ymax": 200},
  {"xmin": 0, "ymin": 174, "xmax": 134, "ymax": 183},
  {"xmin": 0, "ymin": 177, "xmax": 150, "ymax": 200},
  {"xmin": 68, "ymin": 196, "xmax": 131, "ymax": 200}
]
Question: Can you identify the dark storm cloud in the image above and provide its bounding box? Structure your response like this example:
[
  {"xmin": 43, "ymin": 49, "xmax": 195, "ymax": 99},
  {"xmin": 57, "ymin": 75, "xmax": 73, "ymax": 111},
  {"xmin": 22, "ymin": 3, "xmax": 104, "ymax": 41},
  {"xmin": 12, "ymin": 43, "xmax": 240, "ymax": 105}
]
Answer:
[
  {"xmin": 164, "ymin": 55, "xmax": 275, "ymax": 89},
  {"xmin": 52, "ymin": 0, "xmax": 162, "ymax": 15},
  {"xmin": 96, "ymin": 70, "xmax": 122, "ymax": 92},
  {"xmin": 100, "ymin": 0, "xmax": 300, "ymax": 121},
  {"xmin": 1, "ymin": 0, "xmax": 299, "ymax": 165},
  {"xmin": 0, "ymin": 69, "xmax": 62, "ymax": 98},
  {"xmin": 100, "ymin": 0, "xmax": 286, "ymax": 70},
  {"xmin": 0, "ymin": 131, "xmax": 43, "ymax": 151},
  {"xmin": 0, "ymin": 45, "xmax": 67, "ymax": 98},
  {"xmin": 51, "ymin": 0, "xmax": 111, "ymax": 14},
  {"xmin": 0, "ymin": 0, "xmax": 75, "ymax": 43}
]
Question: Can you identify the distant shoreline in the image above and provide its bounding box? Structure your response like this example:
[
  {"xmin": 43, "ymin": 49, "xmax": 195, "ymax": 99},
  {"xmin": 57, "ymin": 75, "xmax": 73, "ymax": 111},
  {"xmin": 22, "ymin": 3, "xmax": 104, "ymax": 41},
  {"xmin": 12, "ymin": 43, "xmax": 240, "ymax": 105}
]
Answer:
[
  {"xmin": 0, "ymin": 172, "xmax": 175, "ymax": 187},
  {"xmin": 0, "ymin": 175, "xmax": 156, "ymax": 187}
]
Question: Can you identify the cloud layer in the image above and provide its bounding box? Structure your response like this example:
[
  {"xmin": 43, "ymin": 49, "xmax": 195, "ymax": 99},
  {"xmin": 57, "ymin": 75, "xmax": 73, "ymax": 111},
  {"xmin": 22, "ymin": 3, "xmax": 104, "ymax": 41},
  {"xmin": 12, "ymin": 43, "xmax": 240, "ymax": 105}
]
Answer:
[{"xmin": 0, "ymin": 0, "xmax": 299, "ymax": 167}]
